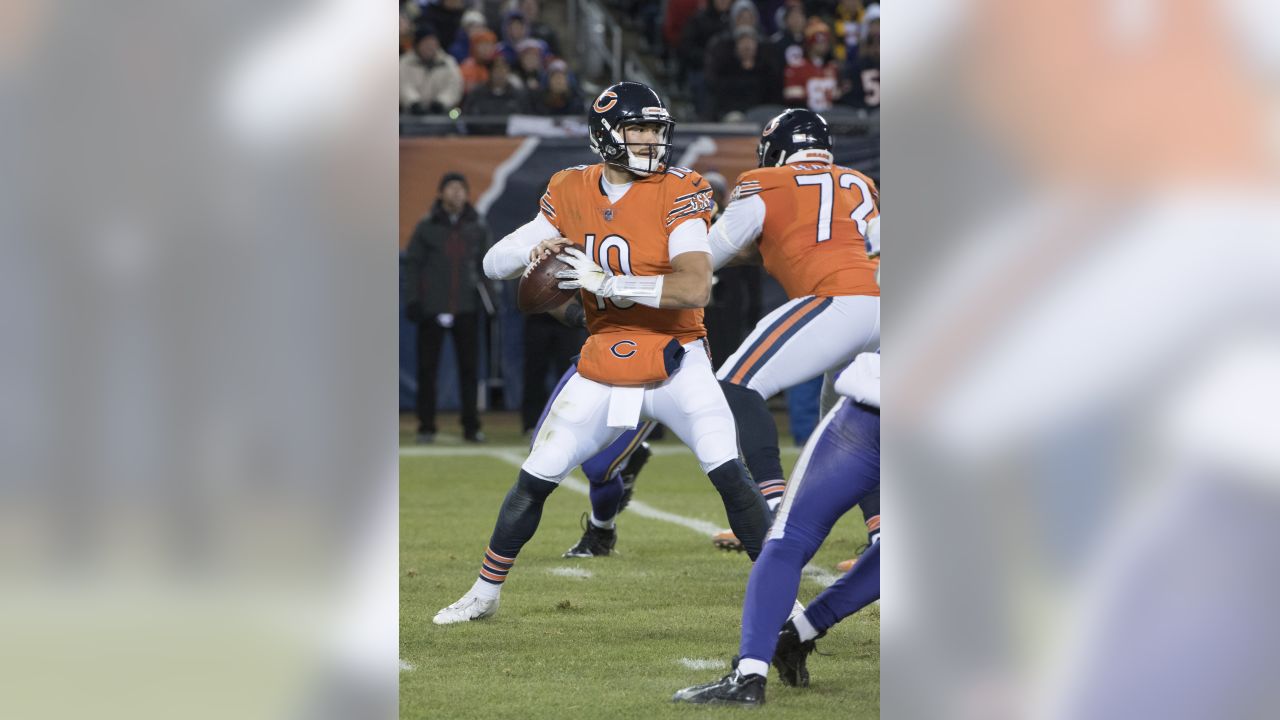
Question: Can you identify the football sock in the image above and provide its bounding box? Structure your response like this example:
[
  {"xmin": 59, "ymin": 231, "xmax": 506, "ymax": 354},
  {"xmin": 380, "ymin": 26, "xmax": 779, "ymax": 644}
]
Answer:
[
  {"xmin": 737, "ymin": 658, "xmax": 769, "ymax": 678},
  {"xmin": 859, "ymin": 490, "xmax": 881, "ymax": 544},
  {"xmin": 478, "ymin": 470, "xmax": 557, "ymax": 588},
  {"xmin": 707, "ymin": 459, "xmax": 772, "ymax": 561},
  {"xmin": 469, "ymin": 576, "xmax": 500, "ymax": 600},
  {"xmin": 758, "ymin": 478, "xmax": 787, "ymax": 506},
  {"xmin": 589, "ymin": 513, "xmax": 615, "ymax": 530},
  {"xmin": 792, "ymin": 611, "xmax": 820, "ymax": 643},
  {"xmin": 719, "ymin": 380, "xmax": 785, "ymax": 493},
  {"xmin": 586, "ymin": 474, "xmax": 624, "ymax": 526},
  {"xmin": 582, "ymin": 426, "xmax": 645, "ymax": 524},
  {"xmin": 806, "ymin": 541, "xmax": 880, "ymax": 633}
]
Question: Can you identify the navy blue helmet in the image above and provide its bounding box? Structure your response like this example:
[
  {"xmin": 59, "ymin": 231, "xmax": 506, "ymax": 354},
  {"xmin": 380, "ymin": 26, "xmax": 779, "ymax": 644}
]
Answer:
[
  {"xmin": 756, "ymin": 109, "xmax": 833, "ymax": 167},
  {"xmin": 587, "ymin": 81, "xmax": 675, "ymax": 176}
]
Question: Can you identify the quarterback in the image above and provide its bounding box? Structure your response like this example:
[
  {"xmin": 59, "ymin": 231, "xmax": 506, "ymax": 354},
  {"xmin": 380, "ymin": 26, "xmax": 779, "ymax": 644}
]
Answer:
[{"xmin": 434, "ymin": 81, "xmax": 773, "ymax": 625}]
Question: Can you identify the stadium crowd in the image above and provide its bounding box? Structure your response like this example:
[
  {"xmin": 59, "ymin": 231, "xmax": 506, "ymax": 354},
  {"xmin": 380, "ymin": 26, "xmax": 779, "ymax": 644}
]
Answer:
[{"xmin": 400, "ymin": 0, "xmax": 880, "ymax": 126}]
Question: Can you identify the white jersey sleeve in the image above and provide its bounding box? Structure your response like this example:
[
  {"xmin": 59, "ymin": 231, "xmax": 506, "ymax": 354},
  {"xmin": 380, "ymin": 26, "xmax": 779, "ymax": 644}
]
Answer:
[
  {"xmin": 707, "ymin": 194, "xmax": 766, "ymax": 270},
  {"xmin": 482, "ymin": 213, "xmax": 561, "ymax": 280},
  {"xmin": 835, "ymin": 352, "xmax": 880, "ymax": 408},
  {"xmin": 668, "ymin": 216, "xmax": 712, "ymax": 259}
]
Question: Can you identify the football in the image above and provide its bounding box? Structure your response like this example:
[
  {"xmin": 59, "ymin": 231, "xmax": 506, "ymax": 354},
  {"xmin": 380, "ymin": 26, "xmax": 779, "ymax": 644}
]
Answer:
[{"xmin": 517, "ymin": 251, "xmax": 577, "ymax": 314}]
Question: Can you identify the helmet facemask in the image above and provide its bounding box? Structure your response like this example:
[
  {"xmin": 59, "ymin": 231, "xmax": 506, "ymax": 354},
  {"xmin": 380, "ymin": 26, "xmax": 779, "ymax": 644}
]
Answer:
[{"xmin": 595, "ymin": 113, "xmax": 673, "ymax": 177}]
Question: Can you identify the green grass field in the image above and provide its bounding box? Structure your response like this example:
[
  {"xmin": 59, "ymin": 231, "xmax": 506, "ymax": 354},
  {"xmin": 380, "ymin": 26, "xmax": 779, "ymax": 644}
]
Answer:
[{"xmin": 400, "ymin": 414, "xmax": 878, "ymax": 719}]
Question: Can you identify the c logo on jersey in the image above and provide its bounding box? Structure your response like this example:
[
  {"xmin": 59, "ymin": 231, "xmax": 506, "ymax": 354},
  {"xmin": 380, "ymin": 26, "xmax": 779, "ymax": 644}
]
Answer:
[
  {"xmin": 610, "ymin": 340, "xmax": 637, "ymax": 359},
  {"xmin": 593, "ymin": 91, "xmax": 618, "ymax": 113}
]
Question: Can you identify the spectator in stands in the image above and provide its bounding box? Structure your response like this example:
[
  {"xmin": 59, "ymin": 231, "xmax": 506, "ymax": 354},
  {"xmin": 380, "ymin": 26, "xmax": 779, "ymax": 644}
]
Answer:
[
  {"xmin": 839, "ymin": 4, "xmax": 879, "ymax": 109},
  {"xmin": 512, "ymin": 38, "xmax": 549, "ymax": 94},
  {"xmin": 401, "ymin": 13, "xmax": 415, "ymax": 56},
  {"xmin": 497, "ymin": 11, "xmax": 531, "ymax": 65},
  {"xmin": 421, "ymin": 0, "xmax": 469, "ymax": 52},
  {"xmin": 710, "ymin": 26, "xmax": 783, "ymax": 120},
  {"xmin": 401, "ymin": 26, "xmax": 464, "ymax": 115},
  {"xmin": 769, "ymin": 0, "xmax": 807, "ymax": 71},
  {"xmin": 705, "ymin": 0, "xmax": 763, "ymax": 86},
  {"xmin": 783, "ymin": 18, "xmax": 840, "ymax": 112},
  {"xmin": 459, "ymin": 27, "xmax": 499, "ymax": 95},
  {"xmin": 520, "ymin": 0, "xmax": 561, "ymax": 56},
  {"xmin": 679, "ymin": 0, "xmax": 733, "ymax": 119},
  {"xmin": 403, "ymin": 172, "xmax": 492, "ymax": 444},
  {"xmin": 447, "ymin": 9, "xmax": 489, "ymax": 63},
  {"xmin": 534, "ymin": 59, "xmax": 583, "ymax": 116},
  {"xmin": 663, "ymin": 0, "xmax": 702, "ymax": 62},
  {"xmin": 833, "ymin": 0, "xmax": 867, "ymax": 62},
  {"xmin": 462, "ymin": 55, "xmax": 530, "ymax": 134}
]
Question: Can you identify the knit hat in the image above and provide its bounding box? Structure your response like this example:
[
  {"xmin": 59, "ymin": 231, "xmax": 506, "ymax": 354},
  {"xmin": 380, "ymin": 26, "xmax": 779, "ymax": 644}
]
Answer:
[{"xmin": 439, "ymin": 172, "xmax": 469, "ymax": 192}]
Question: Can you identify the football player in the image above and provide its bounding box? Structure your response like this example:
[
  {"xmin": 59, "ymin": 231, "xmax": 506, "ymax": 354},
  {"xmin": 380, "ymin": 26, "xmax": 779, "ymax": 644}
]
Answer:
[
  {"xmin": 673, "ymin": 212, "xmax": 883, "ymax": 707},
  {"xmin": 706, "ymin": 108, "xmax": 880, "ymax": 548},
  {"xmin": 433, "ymin": 81, "xmax": 772, "ymax": 624}
]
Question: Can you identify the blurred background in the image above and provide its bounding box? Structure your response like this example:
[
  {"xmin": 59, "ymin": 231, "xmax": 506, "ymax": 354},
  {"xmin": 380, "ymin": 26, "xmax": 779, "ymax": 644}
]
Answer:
[{"xmin": 398, "ymin": 0, "xmax": 880, "ymax": 446}]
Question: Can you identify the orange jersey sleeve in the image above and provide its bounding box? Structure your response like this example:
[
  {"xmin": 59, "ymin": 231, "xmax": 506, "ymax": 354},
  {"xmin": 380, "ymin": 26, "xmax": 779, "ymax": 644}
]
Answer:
[
  {"xmin": 736, "ymin": 163, "xmax": 880, "ymax": 298},
  {"xmin": 546, "ymin": 165, "xmax": 709, "ymax": 344}
]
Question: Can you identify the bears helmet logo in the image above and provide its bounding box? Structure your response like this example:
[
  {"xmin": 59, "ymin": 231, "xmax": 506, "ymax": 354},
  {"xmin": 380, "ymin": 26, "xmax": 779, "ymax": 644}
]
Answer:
[{"xmin": 593, "ymin": 91, "xmax": 619, "ymax": 113}]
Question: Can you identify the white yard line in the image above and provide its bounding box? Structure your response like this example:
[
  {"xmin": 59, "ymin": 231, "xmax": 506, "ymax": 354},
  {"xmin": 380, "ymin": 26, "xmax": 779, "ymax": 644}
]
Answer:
[
  {"xmin": 548, "ymin": 566, "xmax": 593, "ymax": 579},
  {"xmin": 677, "ymin": 658, "xmax": 727, "ymax": 670},
  {"xmin": 403, "ymin": 446, "xmax": 839, "ymax": 588}
]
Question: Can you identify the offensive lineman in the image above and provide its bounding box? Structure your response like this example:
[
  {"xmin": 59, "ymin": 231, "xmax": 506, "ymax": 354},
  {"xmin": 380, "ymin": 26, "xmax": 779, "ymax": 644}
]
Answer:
[
  {"xmin": 433, "ymin": 81, "xmax": 772, "ymax": 624},
  {"xmin": 707, "ymin": 109, "xmax": 881, "ymax": 546}
]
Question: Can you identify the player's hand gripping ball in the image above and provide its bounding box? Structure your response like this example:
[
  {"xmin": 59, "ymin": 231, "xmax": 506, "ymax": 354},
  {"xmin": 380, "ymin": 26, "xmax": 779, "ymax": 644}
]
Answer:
[{"xmin": 518, "ymin": 245, "xmax": 578, "ymax": 314}]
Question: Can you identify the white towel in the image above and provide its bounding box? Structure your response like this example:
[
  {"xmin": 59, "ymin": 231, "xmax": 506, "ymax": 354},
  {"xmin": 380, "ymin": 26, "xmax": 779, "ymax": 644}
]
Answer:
[{"xmin": 606, "ymin": 385, "xmax": 644, "ymax": 429}]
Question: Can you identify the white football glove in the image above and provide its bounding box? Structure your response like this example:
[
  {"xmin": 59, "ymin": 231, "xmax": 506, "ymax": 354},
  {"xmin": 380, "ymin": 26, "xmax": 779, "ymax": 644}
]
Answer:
[{"xmin": 555, "ymin": 247, "xmax": 614, "ymax": 296}]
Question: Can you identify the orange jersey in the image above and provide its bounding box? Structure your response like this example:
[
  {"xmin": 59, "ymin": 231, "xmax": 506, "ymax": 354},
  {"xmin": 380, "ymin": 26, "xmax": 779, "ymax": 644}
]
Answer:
[
  {"xmin": 732, "ymin": 162, "xmax": 880, "ymax": 298},
  {"xmin": 539, "ymin": 164, "xmax": 715, "ymax": 344}
]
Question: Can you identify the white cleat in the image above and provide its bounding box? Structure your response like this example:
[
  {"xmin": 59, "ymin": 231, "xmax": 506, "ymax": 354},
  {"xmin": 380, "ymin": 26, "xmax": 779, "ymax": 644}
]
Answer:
[{"xmin": 432, "ymin": 593, "xmax": 499, "ymax": 625}]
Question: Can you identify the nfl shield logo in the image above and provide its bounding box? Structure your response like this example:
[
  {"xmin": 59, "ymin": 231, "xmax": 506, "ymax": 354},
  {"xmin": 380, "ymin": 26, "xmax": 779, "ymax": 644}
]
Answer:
[{"xmin": 603, "ymin": 208, "xmax": 614, "ymax": 221}]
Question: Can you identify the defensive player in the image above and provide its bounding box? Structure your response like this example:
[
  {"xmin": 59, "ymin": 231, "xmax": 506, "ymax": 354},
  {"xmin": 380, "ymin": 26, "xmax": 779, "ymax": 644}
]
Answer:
[
  {"xmin": 672, "ymin": 216, "xmax": 883, "ymax": 707},
  {"xmin": 706, "ymin": 108, "xmax": 880, "ymax": 548},
  {"xmin": 433, "ymin": 81, "xmax": 773, "ymax": 624}
]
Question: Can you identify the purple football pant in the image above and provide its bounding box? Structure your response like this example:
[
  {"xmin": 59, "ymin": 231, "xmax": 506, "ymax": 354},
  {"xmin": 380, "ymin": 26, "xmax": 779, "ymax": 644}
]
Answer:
[{"xmin": 739, "ymin": 397, "xmax": 880, "ymax": 666}]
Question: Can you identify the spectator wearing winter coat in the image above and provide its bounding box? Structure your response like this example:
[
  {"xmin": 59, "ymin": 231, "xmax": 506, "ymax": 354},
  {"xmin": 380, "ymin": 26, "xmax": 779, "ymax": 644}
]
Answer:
[
  {"xmin": 421, "ymin": 0, "xmax": 467, "ymax": 51},
  {"xmin": 462, "ymin": 55, "xmax": 530, "ymax": 134},
  {"xmin": 402, "ymin": 172, "xmax": 492, "ymax": 443},
  {"xmin": 520, "ymin": 0, "xmax": 562, "ymax": 56},
  {"xmin": 400, "ymin": 26, "xmax": 464, "ymax": 114},
  {"xmin": 533, "ymin": 59, "xmax": 583, "ymax": 116},
  {"xmin": 447, "ymin": 9, "xmax": 489, "ymax": 63},
  {"xmin": 710, "ymin": 26, "xmax": 783, "ymax": 120},
  {"xmin": 512, "ymin": 38, "xmax": 549, "ymax": 95},
  {"xmin": 459, "ymin": 28, "xmax": 499, "ymax": 95}
]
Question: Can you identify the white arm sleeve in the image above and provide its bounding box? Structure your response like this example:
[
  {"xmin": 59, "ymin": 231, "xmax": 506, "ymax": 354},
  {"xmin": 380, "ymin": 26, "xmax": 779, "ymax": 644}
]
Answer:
[
  {"xmin": 707, "ymin": 194, "xmax": 766, "ymax": 270},
  {"xmin": 482, "ymin": 213, "xmax": 561, "ymax": 280},
  {"xmin": 667, "ymin": 216, "xmax": 711, "ymax": 259}
]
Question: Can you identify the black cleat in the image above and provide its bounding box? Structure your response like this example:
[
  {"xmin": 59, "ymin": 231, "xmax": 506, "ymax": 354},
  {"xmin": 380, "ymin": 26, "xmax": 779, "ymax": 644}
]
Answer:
[
  {"xmin": 672, "ymin": 669, "xmax": 766, "ymax": 706},
  {"xmin": 563, "ymin": 513, "xmax": 617, "ymax": 558},
  {"xmin": 616, "ymin": 442, "xmax": 651, "ymax": 513},
  {"xmin": 771, "ymin": 619, "xmax": 824, "ymax": 687}
]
